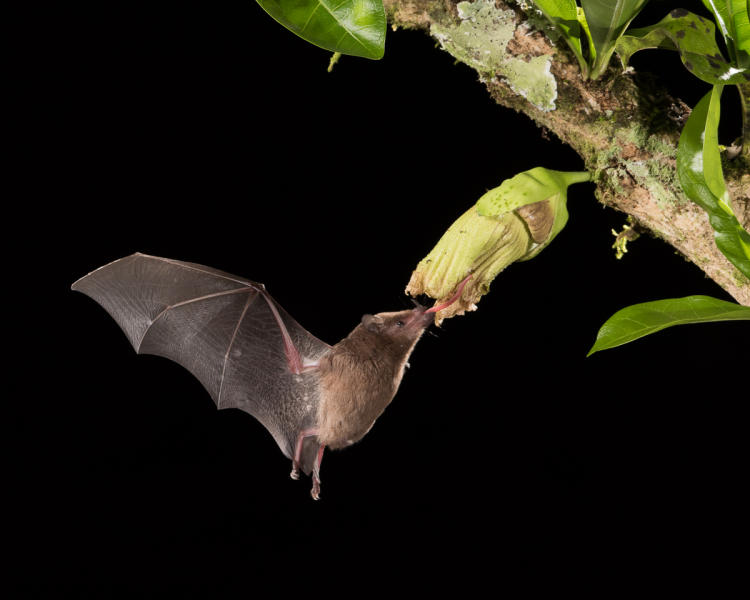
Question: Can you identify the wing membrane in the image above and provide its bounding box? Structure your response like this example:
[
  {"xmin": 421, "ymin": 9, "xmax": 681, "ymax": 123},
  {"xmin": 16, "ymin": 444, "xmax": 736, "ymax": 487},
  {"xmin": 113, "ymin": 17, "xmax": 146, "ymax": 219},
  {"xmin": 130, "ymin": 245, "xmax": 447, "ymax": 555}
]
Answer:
[{"xmin": 72, "ymin": 253, "xmax": 330, "ymax": 461}]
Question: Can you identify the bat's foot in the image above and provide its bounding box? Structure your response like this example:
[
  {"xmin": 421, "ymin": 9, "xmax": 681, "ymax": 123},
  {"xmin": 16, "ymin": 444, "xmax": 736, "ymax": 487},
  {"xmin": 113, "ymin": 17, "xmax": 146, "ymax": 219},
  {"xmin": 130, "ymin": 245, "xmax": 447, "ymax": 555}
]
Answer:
[
  {"xmin": 311, "ymin": 477, "xmax": 321, "ymax": 501},
  {"xmin": 310, "ymin": 444, "xmax": 324, "ymax": 500},
  {"xmin": 292, "ymin": 428, "xmax": 319, "ymax": 482}
]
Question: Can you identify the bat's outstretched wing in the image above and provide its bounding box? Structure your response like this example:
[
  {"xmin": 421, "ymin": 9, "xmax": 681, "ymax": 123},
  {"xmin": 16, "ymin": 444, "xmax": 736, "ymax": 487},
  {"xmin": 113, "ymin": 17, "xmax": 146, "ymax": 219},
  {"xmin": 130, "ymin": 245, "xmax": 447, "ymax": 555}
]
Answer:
[{"xmin": 72, "ymin": 253, "xmax": 330, "ymax": 471}]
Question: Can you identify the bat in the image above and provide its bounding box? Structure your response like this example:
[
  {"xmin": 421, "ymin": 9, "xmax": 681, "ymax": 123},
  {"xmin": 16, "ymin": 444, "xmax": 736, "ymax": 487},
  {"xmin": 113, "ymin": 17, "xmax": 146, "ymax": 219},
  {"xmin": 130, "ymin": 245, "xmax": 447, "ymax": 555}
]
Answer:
[{"xmin": 72, "ymin": 253, "xmax": 468, "ymax": 499}]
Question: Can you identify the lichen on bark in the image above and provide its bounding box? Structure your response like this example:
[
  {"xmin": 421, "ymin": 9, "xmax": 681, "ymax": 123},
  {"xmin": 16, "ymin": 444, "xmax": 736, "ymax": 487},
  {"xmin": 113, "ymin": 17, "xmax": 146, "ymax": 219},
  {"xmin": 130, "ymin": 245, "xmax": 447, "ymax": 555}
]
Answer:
[
  {"xmin": 384, "ymin": 0, "xmax": 750, "ymax": 305},
  {"xmin": 430, "ymin": 0, "xmax": 557, "ymax": 111}
]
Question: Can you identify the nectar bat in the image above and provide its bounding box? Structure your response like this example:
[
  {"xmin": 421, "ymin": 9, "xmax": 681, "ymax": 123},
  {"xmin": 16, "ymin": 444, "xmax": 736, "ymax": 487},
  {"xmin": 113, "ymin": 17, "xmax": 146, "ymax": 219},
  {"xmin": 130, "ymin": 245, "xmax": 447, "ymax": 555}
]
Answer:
[{"xmin": 72, "ymin": 253, "xmax": 467, "ymax": 499}]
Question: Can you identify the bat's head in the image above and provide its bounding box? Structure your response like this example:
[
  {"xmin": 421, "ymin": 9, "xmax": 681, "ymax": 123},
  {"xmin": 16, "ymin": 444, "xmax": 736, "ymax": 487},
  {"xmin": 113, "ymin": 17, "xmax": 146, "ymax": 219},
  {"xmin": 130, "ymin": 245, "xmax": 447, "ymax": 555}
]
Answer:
[
  {"xmin": 355, "ymin": 276, "xmax": 470, "ymax": 355},
  {"xmin": 361, "ymin": 306, "xmax": 434, "ymax": 345}
]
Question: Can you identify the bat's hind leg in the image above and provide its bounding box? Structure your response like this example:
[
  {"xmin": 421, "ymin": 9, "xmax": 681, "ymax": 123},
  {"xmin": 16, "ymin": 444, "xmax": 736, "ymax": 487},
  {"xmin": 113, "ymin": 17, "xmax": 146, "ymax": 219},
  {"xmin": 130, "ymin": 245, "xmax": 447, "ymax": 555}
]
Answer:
[
  {"xmin": 290, "ymin": 430, "xmax": 326, "ymax": 500},
  {"xmin": 311, "ymin": 444, "xmax": 325, "ymax": 501},
  {"xmin": 290, "ymin": 428, "xmax": 319, "ymax": 480}
]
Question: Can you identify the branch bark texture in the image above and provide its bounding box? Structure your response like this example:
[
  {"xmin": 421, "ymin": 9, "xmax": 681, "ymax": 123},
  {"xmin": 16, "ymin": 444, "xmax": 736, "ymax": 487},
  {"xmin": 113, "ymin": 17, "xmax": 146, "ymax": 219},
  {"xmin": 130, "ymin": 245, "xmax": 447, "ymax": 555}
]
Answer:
[{"xmin": 385, "ymin": 0, "xmax": 750, "ymax": 305}]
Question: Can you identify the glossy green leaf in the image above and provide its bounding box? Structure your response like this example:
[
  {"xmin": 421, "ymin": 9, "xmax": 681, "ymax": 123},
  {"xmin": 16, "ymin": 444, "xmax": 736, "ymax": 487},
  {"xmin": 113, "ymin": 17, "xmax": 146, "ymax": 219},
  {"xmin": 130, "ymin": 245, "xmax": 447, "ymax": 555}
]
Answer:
[
  {"xmin": 587, "ymin": 295, "xmax": 750, "ymax": 355},
  {"xmin": 677, "ymin": 85, "xmax": 750, "ymax": 278},
  {"xmin": 256, "ymin": 0, "xmax": 386, "ymax": 59},
  {"xmin": 703, "ymin": 0, "xmax": 737, "ymax": 60},
  {"xmin": 701, "ymin": 85, "xmax": 728, "ymax": 201},
  {"xmin": 532, "ymin": 0, "xmax": 589, "ymax": 76},
  {"xmin": 576, "ymin": 6, "xmax": 596, "ymax": 62},
  {"xmin": 703, "ymin": 0, "xmax": 750, "ymax": 68},
  {"xmin": 730, "ymin": 0, "xmax": 750, "ymax": 65},
  {"xmin": 702, "ymin": 2, "xmax": 729, "ymax": 57},
  {"xmin": 617, "ymin": 9, "xmax": 750, "ymax": 84},
  {"xmin": 581, "ymin": 0, "xmax": 648, "ymax": 78}
]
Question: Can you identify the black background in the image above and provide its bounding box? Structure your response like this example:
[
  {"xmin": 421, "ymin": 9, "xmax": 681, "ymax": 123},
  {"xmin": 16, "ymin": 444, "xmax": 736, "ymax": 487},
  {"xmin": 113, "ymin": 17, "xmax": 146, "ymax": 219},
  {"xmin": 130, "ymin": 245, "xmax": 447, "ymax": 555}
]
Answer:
[{"xmin": 16, "ymin": 0, "xmax": 747, "ymax": 595}]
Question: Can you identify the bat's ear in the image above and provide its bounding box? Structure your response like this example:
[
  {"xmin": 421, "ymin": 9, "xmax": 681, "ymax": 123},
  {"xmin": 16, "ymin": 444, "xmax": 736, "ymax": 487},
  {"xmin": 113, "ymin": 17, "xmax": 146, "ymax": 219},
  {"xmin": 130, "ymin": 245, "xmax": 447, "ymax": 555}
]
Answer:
[{"xmin": 361, "ymin": 314, "xmax": 385, "ymax": 332}]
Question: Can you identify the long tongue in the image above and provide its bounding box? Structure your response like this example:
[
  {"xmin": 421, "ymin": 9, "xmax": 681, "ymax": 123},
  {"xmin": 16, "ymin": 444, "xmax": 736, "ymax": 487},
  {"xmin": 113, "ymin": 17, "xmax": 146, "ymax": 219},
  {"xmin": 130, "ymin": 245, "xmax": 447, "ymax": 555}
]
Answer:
[{"xmin": 425, "ymin": 274, "xmax": 472, "ymax": 314}]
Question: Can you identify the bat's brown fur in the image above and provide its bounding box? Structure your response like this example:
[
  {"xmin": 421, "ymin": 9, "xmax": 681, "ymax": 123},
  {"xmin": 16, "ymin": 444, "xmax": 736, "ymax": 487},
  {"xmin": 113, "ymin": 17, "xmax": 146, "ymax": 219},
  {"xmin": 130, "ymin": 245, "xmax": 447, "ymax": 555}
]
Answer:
[{"xmin": 316, "ymin": 308, "xmax": 430, "ymax": 449}]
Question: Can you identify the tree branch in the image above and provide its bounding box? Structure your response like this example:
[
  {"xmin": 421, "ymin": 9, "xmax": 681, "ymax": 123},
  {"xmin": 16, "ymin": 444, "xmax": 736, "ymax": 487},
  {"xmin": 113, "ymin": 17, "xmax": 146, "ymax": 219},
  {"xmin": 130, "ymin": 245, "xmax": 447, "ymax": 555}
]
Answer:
[{"xmin": 385, "ymin": 0, "xmax": 750, "ymax": 305}]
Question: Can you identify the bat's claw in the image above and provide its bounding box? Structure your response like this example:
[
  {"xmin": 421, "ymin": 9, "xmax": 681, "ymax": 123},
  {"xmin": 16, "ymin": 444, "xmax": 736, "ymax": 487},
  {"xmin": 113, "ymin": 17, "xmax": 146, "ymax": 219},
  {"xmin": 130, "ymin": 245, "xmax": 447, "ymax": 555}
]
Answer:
[
  {"xmin": 311, "ymin": 477, "xmax": 321, "ymax": 501},
  {"xmin": 290, "ymin": 464, "xmax": 300, "ymax": 480}
]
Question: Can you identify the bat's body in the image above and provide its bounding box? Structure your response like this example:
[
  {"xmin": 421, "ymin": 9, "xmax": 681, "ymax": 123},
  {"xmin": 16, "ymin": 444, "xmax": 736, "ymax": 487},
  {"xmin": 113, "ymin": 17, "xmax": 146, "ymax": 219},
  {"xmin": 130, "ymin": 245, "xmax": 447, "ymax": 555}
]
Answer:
[{"xmin": 72, "ymin": 253, "xmax": 450, "ymax": 499}]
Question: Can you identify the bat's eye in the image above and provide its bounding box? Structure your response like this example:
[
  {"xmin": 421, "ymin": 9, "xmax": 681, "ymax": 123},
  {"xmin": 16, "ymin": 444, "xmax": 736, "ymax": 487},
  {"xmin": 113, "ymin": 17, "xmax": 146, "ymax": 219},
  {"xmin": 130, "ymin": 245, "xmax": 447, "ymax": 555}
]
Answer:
[{"xmin": 396, "ymin": 320, "xmax": 404, "ymax": 328}]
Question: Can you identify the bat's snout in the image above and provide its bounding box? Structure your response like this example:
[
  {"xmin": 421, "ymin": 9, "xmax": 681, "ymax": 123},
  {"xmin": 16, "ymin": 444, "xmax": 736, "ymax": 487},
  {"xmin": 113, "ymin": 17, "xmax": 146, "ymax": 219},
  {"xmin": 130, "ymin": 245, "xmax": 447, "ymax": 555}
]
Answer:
[{"xmin": 408, "ymin": 306, "xmax": 435, "ymax": 330}]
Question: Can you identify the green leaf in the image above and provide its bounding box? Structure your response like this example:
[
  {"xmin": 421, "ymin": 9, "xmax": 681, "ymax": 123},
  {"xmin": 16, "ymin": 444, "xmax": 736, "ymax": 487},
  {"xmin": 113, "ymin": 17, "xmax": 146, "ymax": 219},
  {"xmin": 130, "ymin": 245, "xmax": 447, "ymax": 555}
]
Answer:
[
  {"xmin": 703, "ymin": 0, "xmax": 738, "ymax": 62},
  {"xmin": 532, "ymin": 0, "xmax": 589, "ymax": 76},
  {"xmin": 677, "ymin": 85, "xmax": 750, "ymax": 279},
  {"xmin": 703, "ymin": 0, "xmax": 750, "ymax": 68},
  {"xmin": 587, "ymin": 295, "xmax": 750, "ymax": 355},
  {"xmin": 616, "ymin": 9, "xmax": 750, "ymax": 84},
  {"xmin": 256, "ymin": 0, "xmax": 386, "ymax": 59},
  {"xmin": 580, "ymin": 0, "xmax": 648, "ymax": 79},
  {"xmin": 730, "ymin": 0, "xmax": 750, "ymax": 65},
  {"xmin": 576, "ymin": 6, "xmax": 596, "ymax": 63},
  {"xmin": 701, "ymin": 85, "xmax": 728, "ymax": 201}
]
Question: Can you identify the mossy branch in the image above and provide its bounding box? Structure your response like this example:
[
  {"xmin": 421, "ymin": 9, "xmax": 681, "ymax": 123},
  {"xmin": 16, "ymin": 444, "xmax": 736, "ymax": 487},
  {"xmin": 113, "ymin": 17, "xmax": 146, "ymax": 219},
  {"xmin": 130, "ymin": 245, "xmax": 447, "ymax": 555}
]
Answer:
[{"xmin": 384, "ymin": 0, "xmax": 750, "ymax": 305}]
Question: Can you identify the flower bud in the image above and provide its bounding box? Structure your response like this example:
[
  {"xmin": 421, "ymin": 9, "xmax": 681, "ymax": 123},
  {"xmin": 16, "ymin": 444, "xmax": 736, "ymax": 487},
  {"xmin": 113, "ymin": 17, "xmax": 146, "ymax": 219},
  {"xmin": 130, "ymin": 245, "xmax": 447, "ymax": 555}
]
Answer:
[{"xmin": 406, "ymin": 168, "xmax": 590, "ymax": 323}]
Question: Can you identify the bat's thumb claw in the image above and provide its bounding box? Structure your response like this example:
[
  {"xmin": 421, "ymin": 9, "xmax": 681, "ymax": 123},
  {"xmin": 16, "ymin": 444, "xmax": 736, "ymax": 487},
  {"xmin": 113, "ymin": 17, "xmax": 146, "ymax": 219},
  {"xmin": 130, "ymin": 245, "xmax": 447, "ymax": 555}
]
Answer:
[
  {"xmin": 311, "ymin": 479, "xmax": 321, "ymax": 500},
  {"xmin": 290, "ymin": 467, "xmax": 300, "ymax": 480}
]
